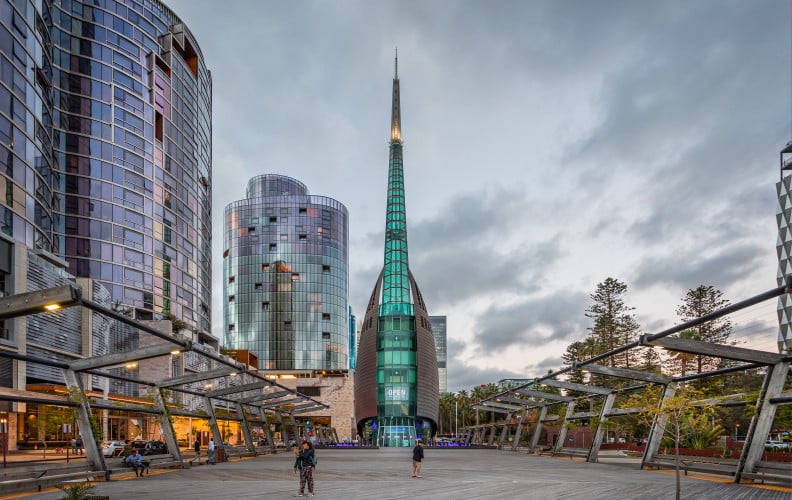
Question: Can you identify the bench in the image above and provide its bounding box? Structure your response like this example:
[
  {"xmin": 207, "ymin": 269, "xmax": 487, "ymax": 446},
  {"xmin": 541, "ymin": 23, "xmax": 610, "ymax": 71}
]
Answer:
[
  {"xmin": 740, "ymin": 461, "xmax": 792, "ymax": 486},
  {"xmin": 644, "ymin": 455, "xmax": 738, "ymax": 477},
  {"xmin": 0, "ymin": 466, "xmax": 105, "ymax": 494},
  {"xmin": 105, "ymin": 453, "xmax": 182, "ymax": 477}
]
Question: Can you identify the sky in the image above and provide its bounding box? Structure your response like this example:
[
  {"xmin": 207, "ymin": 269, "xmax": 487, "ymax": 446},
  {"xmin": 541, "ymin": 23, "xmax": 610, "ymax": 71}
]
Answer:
[{"xmin": 166, "ymin": 0, "xmax": 790, "ymax": 392}]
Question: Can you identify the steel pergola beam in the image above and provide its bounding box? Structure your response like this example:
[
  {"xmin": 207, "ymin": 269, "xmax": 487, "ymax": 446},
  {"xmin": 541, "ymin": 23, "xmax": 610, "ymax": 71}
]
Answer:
[
  {"xmin": 206, "ymin": 379, "xmax": 272, "ymax": 398},
  {"xmin": 0, "ymin": 284, "xmax": 82, "ymax": 319},
  {"xmin": 540, "ymin": 379, "xmax": 612, "ymax": 396},
  {"xmin": 582, "ymin": 363, "xmax": 671, "ymax": 384},
  {"xmin": 644, "ymin": 337, "xmax": 783, "ymax": 365},
  {"xmin": 70, "ymin": 342, "xmax": 185, "ymax": 371},
  {"xmin": 239, "ymin": 390, "xmax": 291, "ymax": 404},
  {"xmin": 157, "ymin": 367, "xmax": 235, "ymax": 388},
  {"xmin": 513, "ymin": 388, "xmax": 574, "ymax": 402}
]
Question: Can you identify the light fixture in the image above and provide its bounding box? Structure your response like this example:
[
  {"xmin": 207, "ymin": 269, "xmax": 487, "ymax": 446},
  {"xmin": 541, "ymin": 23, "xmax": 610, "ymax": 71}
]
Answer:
[
  {"xmin": 125, "ymin": 362, "xmax": 138, "ymax": 369},
  {"xmin": 0, "ymin": 284, "xmax": 82, "ymax": 319},
  {"xmin": 170, "ymin": 350, "xmax": 181, "ymax": 355}
]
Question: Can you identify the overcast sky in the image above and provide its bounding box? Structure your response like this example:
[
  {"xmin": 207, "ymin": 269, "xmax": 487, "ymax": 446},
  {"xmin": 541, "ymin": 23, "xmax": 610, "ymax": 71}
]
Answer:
[{"xmin": 166, "ymin": 0, "xmax": 790, "ymax": 392}]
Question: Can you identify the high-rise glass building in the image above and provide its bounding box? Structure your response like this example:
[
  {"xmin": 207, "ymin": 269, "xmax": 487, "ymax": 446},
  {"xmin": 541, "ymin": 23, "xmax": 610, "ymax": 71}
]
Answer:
[
  {"xmin": 354, "ymin": 57, "xmax": 439, "ymax": 447},
  {"xmin": 223, "ymin": 174, "xmax": 349, "ymax": 370},
  {"xmin": 349, "ymin": 306, "xmax": 356, "ymax": 369},
  {"xmin": 429, "ymin": 316, "xmax": 447, "ymax": 393},
  {"xmin": 0, "ymin": 0, "xmax": 213, "ymax": 337},
  {"xmin": 777, "ymin": 142, "xmax": 792, "ymax": 353}
]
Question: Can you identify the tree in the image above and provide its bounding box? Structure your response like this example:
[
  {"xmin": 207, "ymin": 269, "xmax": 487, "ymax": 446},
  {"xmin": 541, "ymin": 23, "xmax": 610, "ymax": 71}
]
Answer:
[
  {"xmin": 623, "ymin": 384, "xmax": 720, "ymax": 500},
  {"xmin": 667, "ymin": 329, "xmax": 699, "ymax": 377},
  {"xmin": 674, "ymin": 285, "xmax": 732, "ymax": 375},
  {"xmin": 585, "ymin": 277, "xmax": 641, "ymax": 372}
]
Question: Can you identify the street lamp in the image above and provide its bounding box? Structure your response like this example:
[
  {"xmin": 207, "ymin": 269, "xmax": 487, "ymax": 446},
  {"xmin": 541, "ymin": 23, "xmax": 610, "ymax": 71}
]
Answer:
[{"xmin": 735, "ymin": 423, "xmax": 741, "ymax": 439}]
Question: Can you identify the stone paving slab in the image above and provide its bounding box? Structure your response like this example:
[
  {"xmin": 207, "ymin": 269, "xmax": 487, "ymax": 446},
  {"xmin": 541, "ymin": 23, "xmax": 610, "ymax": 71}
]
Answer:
[{"xmin": 4, "ymin": 448, "xmax": 789, "ymax": 500}]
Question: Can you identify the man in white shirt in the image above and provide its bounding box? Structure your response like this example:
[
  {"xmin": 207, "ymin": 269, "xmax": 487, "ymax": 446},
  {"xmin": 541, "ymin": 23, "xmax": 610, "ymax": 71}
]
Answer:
[{"xmin": 208, "ymin": 438, "xmax": 216, "ymax": 465}]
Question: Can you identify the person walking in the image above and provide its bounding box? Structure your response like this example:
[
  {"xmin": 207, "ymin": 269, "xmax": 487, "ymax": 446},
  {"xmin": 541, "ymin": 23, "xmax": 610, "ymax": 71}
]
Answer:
[
  {"xmin": 207, "ymin": 438, "xmax": 216, "ymax": 465},
  {"xmin": 293, "ymin": 440, "xmax": 316, "ymax": 497},
  {"xmin": 194, "ymin": 438, "xmax": 201, "ymax": 458},
  {"xmin": 412, "ymin": 439, "xmax": 424, "ymax": 478}
]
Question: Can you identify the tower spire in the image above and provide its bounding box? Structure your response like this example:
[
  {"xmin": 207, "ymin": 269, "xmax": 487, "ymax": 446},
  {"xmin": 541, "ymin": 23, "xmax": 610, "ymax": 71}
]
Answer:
[
  {"xmin": 382, "ymin": 54, "xmax": 410, "ymax": 314},
  {"xmin": 390, "ymin": 49, "xmax": 402, "ymax": 144}
]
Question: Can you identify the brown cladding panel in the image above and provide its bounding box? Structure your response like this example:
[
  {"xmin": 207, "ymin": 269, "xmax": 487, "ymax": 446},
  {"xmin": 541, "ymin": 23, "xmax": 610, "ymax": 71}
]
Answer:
[{"xmin": 354, "ymin": 271, "xmax": 383, "ymax": 425}]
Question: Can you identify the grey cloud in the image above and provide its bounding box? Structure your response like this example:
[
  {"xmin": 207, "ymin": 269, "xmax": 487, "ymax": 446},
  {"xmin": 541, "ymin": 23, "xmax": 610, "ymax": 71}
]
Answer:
[
  {"xmin": 445, "ymin": 338, "xmax": 525, "ymax": 392},
  {"xmin": 471, "ymin": 291, "xmax": 590, "ymax": 354},
  {"xmin": 631, "ymin": 243, "xmax": 767, "ymax": 291}
]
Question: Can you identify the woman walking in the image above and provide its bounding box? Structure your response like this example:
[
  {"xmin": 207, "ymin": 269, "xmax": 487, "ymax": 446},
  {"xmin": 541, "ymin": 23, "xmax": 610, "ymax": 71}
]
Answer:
[{"xmin": 293, "ymin": 440, "xmax": 316, "ymax": 497}]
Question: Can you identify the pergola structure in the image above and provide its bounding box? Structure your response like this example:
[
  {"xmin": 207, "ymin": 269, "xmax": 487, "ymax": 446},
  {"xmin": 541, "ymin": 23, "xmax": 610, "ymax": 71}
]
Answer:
[
  {"xmin": 467, "ymin": 280, "xmax": 792, "ymax": 484},
  {"xmin": 0, "ymin": 284, "xmax": 331, "ymax": 477}
]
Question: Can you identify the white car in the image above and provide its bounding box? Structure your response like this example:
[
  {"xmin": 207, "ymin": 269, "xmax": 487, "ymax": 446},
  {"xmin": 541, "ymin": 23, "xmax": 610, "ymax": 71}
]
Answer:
[
  {"xmin": 101, "ymin": 441, "xmax": 125, "ymax": 457},
  {"xmin": 765, "ymin": 441, "xmax": 790, "ymax": 450}
]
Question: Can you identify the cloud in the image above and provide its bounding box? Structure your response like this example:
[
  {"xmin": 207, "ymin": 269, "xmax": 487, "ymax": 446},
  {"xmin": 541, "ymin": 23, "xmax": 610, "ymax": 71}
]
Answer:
[
  {"xmin": 471, "ymin": 291, "xmax": 591, "ymax": 354},
  {"xmin": 631, "ymin": 243, "xmax": 768, "ymax": 291}
]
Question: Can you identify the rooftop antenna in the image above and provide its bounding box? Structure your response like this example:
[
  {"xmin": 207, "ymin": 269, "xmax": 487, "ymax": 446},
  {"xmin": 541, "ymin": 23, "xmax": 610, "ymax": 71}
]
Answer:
[{"xmin": 395, "ymin": 47, "xmax": 398, "ymax": 79}]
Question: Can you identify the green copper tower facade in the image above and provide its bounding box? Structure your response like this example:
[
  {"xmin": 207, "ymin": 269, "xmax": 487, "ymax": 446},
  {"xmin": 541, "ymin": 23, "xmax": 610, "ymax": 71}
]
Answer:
[{"xmin": 354, "ymin": 56, "xmax": 439, "ymax": 447}]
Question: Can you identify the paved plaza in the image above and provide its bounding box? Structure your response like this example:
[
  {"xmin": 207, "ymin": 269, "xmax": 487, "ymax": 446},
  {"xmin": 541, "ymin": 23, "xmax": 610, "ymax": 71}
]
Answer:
[{"xmin": 2, "ymin": 448, "xmax": 789, "ymax": 500}]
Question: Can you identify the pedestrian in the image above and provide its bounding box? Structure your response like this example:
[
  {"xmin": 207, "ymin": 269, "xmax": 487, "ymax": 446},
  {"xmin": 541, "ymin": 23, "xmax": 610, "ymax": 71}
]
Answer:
[
  {"xmin": 70, "ymin": 437, "xmax": 77, "ymax": 454},
  {"xmin": 293, "ymin": 440, "xmax": 316, "ymax": 497},
  {"xmin": 129, "ymin": 449, "xmax": 148, "ymax": 476},
  {"xmin": 76, "ymin": 437, "xmax": 83, "ymax": 455},
  {"xmin": 412, "ymin": 439, "xmax": 424, "ymax": 478},
  {"xmin": 194, "ymin": 437, "xmax": 201, "ymax": 457},
  {"xmin": 207, "ymin": 437, "xmax": 216, "ymax": 464}
]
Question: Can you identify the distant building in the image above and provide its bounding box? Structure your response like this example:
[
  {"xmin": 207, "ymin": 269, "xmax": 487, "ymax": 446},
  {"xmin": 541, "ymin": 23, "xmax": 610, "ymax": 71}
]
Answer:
[
  {"xmin": 349, "ymin": 307, "xmax": 357, "ymax": 369},
  {"xmin": 223, "ymin": 174, "xmax": 350, "ymax": 370},
  {"xmin": 429, "ymin": 316, "xmax": 447, "ymax": 393},
  {"xmin": 354, "ymin": 56, "xmax": 439, "ymax": 447},
  {"xmin": 777, "ymin": 143, "xmax": 792, "ymax": 353}
]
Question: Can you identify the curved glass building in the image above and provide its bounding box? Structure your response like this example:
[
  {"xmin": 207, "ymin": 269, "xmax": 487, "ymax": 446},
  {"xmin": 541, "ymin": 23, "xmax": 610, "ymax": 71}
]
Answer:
[
  {"xmin": 223, "ymin": 174, "xmax": 349, "ymax": 370},
  {"xmin": 354, "ymin": 57, "xmax": 439, "ymax": 446},
  {"xmin": 0, "ymin": 0, "xmax": 212, "ymax": 335}
]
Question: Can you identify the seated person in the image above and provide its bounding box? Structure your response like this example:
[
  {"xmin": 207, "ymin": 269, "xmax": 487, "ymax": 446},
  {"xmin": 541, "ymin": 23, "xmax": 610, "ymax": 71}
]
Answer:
[{"xmin": 127, "ymin": 449, "xmax": 149, "ymax": 476}]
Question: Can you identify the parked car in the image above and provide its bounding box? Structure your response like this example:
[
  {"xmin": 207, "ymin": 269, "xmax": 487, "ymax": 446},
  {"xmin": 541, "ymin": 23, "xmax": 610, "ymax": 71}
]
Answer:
[
  {"xmin": 765, "ymin": 441, "xmax": 791, "ymax": 451},
  {"xmin": 141, "ymin": 440, "xmax": 168, "ymax": 455},
  {"xmin": 101, "ymin": 441, "xmax": 125, "ymax": 457}
]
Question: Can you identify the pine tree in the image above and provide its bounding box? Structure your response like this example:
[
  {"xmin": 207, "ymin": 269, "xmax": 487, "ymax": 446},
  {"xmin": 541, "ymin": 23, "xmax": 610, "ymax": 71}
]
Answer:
[
  {"xmin": 585, "ymin": 277, "xmax": 641, "ymax": 370},
  {"xmin": 674, "ymin": 285, "xmax": 732, "ymax": 374}
]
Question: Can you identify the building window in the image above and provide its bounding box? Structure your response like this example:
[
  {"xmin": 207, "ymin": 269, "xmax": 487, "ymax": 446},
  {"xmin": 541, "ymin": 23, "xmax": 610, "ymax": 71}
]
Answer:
[
  {"xmin": 254, "ymin": 282, "xmax": 262, "ymax": 291},
  {"xmin": 322, "ymin": 332, "xmax": 330, "ymax": 340},
  {"xmin": 322, "ymin": 313, "xmax": 330, "ymax": 321},
  {"xmin": 248, "ymin": 226, "xmax": 256, "ymax": 232},
  {"xmin": 299, "ymin": 234, "xmax": 307, "ymax": 241},
  {"xmin": 269, "ymin": 244, "xmax": 276, "ymax": 251},
  {"xmin": 262, "ymin": 263, "xmax": 270, "ymax": 271},
  {"xmin": 269, "ymin": 216, "xmax": 277, "ymax": 223},
  {"xmin": 262, "ymin": 302, "xmax": 269, "ymax": 310},
  {"xmin": 223, "ymin": 249, "xmax": 229, "ymax": 258},
  {"xmin": 291, "ymin": 273, "xmax": 300, "ymax": 282},
  {"xmin": 228, "ymin": 276, "xmax": 235, "ymax": 283},
  {"xmin": 228, "ymin": 324, "xmax": 235, "ymax": 331},
  {"xmin": 322, "ymin": 265, "xmax": 330, "ymax": 272},
  {"xmin": 228, "ymin": 295, "xmax": 235, "ymax": 302},
  {"xmin": 299, "ymin": 208, "xmax": 307, "ymax": 215}
]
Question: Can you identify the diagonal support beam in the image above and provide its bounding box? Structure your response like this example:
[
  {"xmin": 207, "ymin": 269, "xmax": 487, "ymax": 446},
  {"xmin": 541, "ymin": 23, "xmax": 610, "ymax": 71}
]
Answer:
[
  {"xmin": 553, "ymin": 401, "xmax": 577, "ymax": 454},
  {"xmin": 645, "ymin": 336, "xmax": 783, "ymax": 365},
  {"xmin": 71, "ymin": 342, "xmax": 184, "ymax": 371},
  {"xmin": 587, "ymin": 392, "xmax": 616, "ymax": 462},
  {"xmin": 642, "ymin": 383, "xmax": 676, "ymax": 468},
  {"xmin": 583, "ymin": 363, "xmax": 671, "ymax": 384},
  {"xmin": 157, "ymin": 367, "xmax": 234, "ymax": 388},
  {"xmin": 289, "ymin": 404, "xmax": 325, "ymax": 414}
]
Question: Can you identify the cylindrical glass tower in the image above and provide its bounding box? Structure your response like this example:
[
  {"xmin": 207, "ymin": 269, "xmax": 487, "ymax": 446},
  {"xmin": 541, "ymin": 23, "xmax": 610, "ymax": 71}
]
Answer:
[
  {"xmin": 223, "ymin": 174, "xmax": 349, "ymax": 370},
  {"xmin": 49, "ymin": 0, "xmax": 213, "ymax": 333}
]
